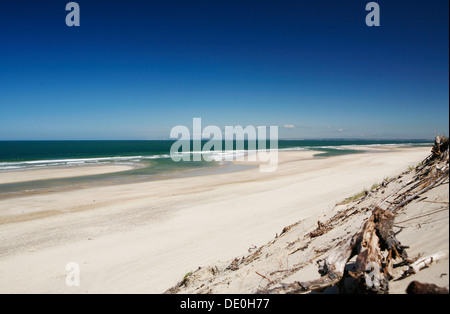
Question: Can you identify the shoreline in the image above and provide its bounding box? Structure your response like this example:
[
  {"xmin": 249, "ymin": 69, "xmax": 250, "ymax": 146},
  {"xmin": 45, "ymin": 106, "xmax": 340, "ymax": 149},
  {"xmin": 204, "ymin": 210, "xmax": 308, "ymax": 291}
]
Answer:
[
  {"xmin": 0, "ymin": 145, "xmax": 430, "ymax": 199},
  {"xmin": 0, "ymin": 146, "xmax": 435, "ymax": 293},
  {"xmin": 0, "ymin": 164, "xmax": 137, "ymax": 185}
]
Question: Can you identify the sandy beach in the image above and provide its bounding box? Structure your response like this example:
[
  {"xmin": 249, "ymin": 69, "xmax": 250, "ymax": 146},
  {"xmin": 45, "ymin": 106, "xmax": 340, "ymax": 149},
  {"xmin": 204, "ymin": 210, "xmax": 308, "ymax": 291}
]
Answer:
[{"xmin": 0, "ymin": 146, "xmax": 439, "ymax": 293}]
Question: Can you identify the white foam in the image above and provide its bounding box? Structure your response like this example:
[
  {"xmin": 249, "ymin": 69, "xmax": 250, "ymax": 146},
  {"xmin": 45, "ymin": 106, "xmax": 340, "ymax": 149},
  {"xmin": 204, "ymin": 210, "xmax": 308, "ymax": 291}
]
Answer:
[{"xmin": 0, "ymin": 154, "xmax": 174, "ymax": 172}]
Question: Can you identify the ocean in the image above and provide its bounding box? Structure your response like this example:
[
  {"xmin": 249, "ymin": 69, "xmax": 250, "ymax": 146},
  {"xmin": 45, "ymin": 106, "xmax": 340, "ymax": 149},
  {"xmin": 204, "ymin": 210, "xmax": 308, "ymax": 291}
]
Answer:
[{"xmin": 0, "ymin": 140, "xmax": 432, "ymax": 198}]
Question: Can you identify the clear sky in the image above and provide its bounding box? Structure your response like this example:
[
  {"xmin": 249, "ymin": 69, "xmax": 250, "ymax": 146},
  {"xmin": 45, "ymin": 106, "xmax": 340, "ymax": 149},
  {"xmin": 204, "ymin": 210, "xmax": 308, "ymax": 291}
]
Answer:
[{"xmin": 0, "ymin": 0, "xmax": 448, "ymax": 140}]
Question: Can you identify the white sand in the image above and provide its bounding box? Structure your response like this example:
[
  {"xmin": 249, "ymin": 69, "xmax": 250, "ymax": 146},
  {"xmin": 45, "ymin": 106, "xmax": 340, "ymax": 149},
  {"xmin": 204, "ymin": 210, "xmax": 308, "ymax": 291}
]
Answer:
[
  {"xmin": 172, "ymin": 147, "xmax": 448, "ymax": 294},
  {"xmin": 0, "ymin": 165, "xmax": 135, "ymax": 185},
  {"xmin": 0, "ymin": 147, "xmax": 433, "ymax": 293}
]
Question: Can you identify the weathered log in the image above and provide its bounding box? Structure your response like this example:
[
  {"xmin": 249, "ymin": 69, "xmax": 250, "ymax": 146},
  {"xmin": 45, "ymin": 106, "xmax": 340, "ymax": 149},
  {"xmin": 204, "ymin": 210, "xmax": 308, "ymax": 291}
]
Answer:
[
  {"xmin": 431, "ymin": 135, "xmax": 449, "ymax": 159},
  {"xmin": 431, "ymin": 136, "xmax": 442, "ymax": 157},
  {"xmin": 350, "ymin": 207, "xmax": 406, "ymax": 293},
  {"xmin": 406, "ymin": 281, "xmax": 449, "ymax": 294}
]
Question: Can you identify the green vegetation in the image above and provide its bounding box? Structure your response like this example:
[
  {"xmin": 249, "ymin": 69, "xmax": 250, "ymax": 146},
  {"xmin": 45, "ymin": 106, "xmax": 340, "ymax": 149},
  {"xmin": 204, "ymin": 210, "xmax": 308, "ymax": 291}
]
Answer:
[
  {"xmin": 180, "ymin": 271, "xmax": 193, "ymax": 286},
  {"xmin": 337, "ymin": 183, "xmax": 380, "ymax": 206}
]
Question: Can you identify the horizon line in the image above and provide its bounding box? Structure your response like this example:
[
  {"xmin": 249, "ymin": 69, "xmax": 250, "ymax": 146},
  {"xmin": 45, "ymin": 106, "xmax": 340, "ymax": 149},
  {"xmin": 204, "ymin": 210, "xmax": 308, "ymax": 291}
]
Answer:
[{"xmin": 0, "ymin": 138, "xmax": 436, "ymax": 142}]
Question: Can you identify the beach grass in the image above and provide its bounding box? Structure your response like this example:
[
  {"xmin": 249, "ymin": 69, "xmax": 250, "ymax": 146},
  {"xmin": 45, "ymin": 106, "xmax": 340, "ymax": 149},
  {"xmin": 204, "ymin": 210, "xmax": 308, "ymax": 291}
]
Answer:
[{"xmin": 337, "ymin": 182, "xmax": 381, "ymax": 206}]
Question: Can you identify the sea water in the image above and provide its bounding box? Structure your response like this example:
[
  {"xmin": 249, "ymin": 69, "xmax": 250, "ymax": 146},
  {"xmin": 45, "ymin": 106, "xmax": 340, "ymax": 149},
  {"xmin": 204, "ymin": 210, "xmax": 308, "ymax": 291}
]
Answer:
[{"xmin": 0, "ymin": 140, "xmax": 431, "ymax": 198}]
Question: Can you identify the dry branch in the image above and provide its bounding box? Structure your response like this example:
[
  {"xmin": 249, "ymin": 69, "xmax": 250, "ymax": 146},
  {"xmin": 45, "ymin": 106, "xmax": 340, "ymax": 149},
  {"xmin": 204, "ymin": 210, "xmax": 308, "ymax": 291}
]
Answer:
[
  {"xmin": 256, "ymin": 271, "xmax": 274, "ymax": 284},
  {"xmin": 390, "ymin": 169, "xmax": 449, "ymax": 213},
  {"xmin": 398, "ymin": 251, "xmax": 446, "ymax": 280},
  {"xmin": 308, "ymin": 221, "xmax": 331, "ymax": 238}
]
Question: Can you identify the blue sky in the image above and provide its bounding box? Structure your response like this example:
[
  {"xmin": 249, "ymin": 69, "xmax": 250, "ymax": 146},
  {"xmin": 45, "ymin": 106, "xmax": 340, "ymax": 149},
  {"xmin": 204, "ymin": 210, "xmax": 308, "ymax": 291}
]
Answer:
[{"xmin": 0, "ymin": 0, "xmax": 448, "ymax": 140}]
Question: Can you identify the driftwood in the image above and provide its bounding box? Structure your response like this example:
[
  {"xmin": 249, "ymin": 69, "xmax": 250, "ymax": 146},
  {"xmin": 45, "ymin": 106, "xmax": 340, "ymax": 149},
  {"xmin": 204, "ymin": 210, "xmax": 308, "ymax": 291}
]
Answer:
[
  {"xmin": 264, "ymin": 237, "xmax": 355, "ymax": 294},
  {"xmin": 349, "ymin": 208, "xmax": 408, "ymax": 293},
  {"xmin": 265, "ymin": 207, "xmax": 408, "ymax": 294},
  {"xmin": 308, "ymin": 221, "xmax": 331, "ymax": 238},
  {"xmin": 431, "ymin": 136, "xmax": 449, "ymax": 159},
  {"xmin": 406, "ymin": 281, "xmax": 449, "ymax": 294},
  {"xmin": 390, "ymin": 169, "xmax": 449, "ymax": 213},
  {"xmin": 398, "ymin": 251, "xmax": 446, "ymax": 279},
  {"xmin": 256, "ymin": 271, "xmax": 274, "ymax": 284}
]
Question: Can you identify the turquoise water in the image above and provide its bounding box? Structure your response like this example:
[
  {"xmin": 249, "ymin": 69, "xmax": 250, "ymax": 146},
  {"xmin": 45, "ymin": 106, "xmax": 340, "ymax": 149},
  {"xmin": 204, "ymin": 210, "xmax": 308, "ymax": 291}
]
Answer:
[
  {"xmin": 0, "ymin": 139, "xmax": 432, "ymax": 165},
  {"xmin": 0, "ymin": 140, "xmax": 432, "ymax": 198}
]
